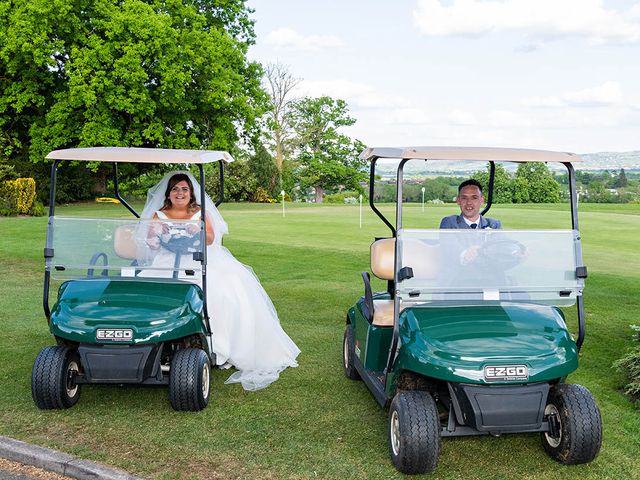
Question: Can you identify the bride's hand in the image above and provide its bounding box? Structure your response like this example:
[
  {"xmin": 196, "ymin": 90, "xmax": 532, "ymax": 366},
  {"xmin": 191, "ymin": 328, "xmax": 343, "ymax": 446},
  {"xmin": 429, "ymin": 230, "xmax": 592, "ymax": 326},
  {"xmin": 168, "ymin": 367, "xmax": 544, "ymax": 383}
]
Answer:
[
  {"xmin": 149, "ymin": 222, "xmax": 168, "ymax": 236},
  {"xmin": 146, "ymin": 236, "xmax": 161, "ymax": 250},
  {"xmin": 185, "ymin": 223, "xmax": 201, "ymax": 235}
]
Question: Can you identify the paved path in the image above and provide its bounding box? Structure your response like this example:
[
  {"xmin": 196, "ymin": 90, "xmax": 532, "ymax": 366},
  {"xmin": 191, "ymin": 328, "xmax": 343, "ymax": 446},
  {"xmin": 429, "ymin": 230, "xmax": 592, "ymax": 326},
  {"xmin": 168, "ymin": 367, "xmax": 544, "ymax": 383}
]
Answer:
[{"xmin": 0, "ymin": 436, "xmax": 143, "ymax": 480}]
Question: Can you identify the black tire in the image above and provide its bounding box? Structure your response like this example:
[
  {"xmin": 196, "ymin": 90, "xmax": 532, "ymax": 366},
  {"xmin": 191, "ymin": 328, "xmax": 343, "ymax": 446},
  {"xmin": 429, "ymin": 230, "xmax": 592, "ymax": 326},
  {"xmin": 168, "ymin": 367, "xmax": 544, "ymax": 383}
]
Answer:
[
  {"xmin": 31, "ymin": 346, "xmax": 81, "ymax": 409},
  {"xmin": 169, "ymin": 348, "xmax": 211, "ymax": 411},
  {"xmin": 541, "ymin": 383, "xmax": 602, "ymax": 464},
  {"xmin": 388, "ymin": 391, "xmax": 440, "ymax": 474},
  {"xmin": 343, "ymin": 324, "xmax": 360, "ymax": 380}
]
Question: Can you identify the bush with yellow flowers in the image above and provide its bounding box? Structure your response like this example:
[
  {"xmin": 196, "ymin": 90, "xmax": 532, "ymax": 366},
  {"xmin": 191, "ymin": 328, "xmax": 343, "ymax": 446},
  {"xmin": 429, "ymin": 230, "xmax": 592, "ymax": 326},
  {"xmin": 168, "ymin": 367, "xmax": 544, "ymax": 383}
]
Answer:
[{"xmin": 0, "ymin": 177, "xmax": 42, "ymax": 215}]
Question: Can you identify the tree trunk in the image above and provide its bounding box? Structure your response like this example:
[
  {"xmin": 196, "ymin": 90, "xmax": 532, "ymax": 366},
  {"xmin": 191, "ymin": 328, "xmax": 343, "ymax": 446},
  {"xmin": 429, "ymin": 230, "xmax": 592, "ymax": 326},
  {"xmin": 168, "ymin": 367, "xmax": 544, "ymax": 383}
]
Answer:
[
  {"xmin": 274, "ymin": 128, "xmax": 284, "ymax": 190},
  {"xmin": 94, "ymin": 170, "xmax": 108, "ymax": 195},
  {"xmin": 314, "ymin": 186, "xmax": 325, "ymax": 203}
]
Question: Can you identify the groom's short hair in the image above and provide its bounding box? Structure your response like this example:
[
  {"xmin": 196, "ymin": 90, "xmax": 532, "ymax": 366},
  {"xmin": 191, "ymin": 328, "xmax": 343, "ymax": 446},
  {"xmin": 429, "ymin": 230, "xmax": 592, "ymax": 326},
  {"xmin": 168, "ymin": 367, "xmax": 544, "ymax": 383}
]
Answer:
[{"xmin": 458, "ymin": 179, "xmax": 483, "ymax": 194}]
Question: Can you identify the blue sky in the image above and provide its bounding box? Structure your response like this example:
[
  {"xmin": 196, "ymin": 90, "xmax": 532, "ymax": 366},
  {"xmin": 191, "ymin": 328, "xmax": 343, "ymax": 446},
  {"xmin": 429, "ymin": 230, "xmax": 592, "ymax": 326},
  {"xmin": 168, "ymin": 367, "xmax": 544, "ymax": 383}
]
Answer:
[{"xmin": 246, "ymin": 0, "xmax": 640, "ymax": 154}]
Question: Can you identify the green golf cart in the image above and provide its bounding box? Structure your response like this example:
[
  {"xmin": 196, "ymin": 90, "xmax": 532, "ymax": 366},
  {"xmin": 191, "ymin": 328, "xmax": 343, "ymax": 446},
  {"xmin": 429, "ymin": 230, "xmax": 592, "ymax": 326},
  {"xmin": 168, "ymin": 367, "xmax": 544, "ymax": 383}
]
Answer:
[
  {"xmin": 343, "ymin": 147, "xmax": 602, "ymax": 473},
  {"xmin": 32, "ymin": 147, "xmax": 232, "ymax": 411}
]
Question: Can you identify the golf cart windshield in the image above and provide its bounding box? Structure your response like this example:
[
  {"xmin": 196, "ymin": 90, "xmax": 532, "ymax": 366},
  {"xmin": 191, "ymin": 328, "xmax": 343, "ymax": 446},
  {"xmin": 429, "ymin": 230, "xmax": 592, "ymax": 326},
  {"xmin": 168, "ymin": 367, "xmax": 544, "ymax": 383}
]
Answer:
[
  {"xmin": 48, "ymin": 217, "xmax": 204, "ymax": 280},
  {"xmin": 397, "ymin": 229, "xmax": 584, "ymax": 306}
]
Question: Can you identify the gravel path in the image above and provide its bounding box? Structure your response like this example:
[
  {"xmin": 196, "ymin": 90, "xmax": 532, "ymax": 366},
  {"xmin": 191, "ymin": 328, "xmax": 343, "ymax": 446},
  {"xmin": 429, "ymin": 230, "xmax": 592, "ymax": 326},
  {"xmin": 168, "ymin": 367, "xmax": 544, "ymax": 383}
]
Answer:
[{"xmin": 0, "ymin": 457, "xmax": 74, "ymax": 480}]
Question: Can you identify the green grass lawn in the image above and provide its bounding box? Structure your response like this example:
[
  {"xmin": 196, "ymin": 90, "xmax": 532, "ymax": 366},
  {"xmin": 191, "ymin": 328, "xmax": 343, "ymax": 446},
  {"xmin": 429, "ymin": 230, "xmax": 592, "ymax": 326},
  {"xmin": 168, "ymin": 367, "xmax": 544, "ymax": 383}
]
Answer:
[{"xmin": 0, "ymin": 201, "xmax": 639, "ymax": 479}]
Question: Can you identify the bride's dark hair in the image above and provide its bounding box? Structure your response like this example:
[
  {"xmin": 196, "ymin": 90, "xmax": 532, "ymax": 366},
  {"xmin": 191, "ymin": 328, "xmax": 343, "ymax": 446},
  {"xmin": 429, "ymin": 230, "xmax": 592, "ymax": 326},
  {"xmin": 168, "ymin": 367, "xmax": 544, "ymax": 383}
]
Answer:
[{"xmin": 161, "ymin": 173, "xmax": 198, "ymax": 212}]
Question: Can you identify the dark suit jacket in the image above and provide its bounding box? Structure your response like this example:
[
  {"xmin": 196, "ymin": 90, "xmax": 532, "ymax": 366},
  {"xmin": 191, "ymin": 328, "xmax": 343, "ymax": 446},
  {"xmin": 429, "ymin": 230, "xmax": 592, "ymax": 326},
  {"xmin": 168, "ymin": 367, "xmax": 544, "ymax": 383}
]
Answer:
[{"xmin": 439, "ymin": 214, "xmax": 501, "ymax": 229}]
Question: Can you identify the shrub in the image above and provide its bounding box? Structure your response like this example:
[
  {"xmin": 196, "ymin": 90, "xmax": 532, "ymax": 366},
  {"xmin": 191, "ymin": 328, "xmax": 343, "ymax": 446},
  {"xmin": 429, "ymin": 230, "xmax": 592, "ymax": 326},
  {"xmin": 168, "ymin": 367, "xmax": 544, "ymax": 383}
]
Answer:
[
  {"xmin": 614, "ymin": 325, "xmax": 640, "ymax": 405},
  {"xmin": 0, "ymin": 197, "xmax": 12, "ymax": 216},
  {"xmin": 325, "ymin": 191, "xmax": 363, "ymax": 204},
  {"xmin": 0, "ymin": 177, "xmax": 37, "ymax": 214},
  {"xmin": 30, "ymin": 201, "xmax": 46, "ymax": 217},
  {"xmin": 251, "ymin": 187, "xmax": 276, "ymax": 203}
]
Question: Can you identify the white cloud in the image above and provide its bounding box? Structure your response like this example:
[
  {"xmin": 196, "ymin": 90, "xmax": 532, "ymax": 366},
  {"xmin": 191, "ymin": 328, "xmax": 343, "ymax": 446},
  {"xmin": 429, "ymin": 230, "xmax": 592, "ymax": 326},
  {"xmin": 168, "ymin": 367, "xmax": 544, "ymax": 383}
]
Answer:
[
  {"xmin": 487, "ymin": 110, "xmax": 532, "ymax": 127},
  {"xmin": 447, "ymin": 109, "xmax": 478, "ymax": 125},
  {"xmin": 264, "ymin": 28, "xmax": 345, "ymax": 52},
  {"xmin": 564, "ymin": 81, "xmax": 623, "ymax": 106},
  {"xmin": 521, "ymin": 95, "xmax": 565, "ymax": 108},
  {"xmin": 383, "ymin": 108, "xmax": 432, "ymax": 125},
  {"xmin": 300, "ymin": 79, "xmax": 410, "ymax": 109},
  {"xmin": 522, "ymin": 81, "xmax": 623, "ymax": 107},
  {"xmin": 413, "ymin": 0, "xmax": 640, "ymax": 44}
]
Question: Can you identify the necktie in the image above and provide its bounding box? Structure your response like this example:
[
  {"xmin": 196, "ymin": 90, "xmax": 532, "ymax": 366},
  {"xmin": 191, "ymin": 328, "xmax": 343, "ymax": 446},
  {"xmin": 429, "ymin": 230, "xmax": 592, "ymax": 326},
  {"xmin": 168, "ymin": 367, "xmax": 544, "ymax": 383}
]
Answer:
[{"xmin": 470, "ymin": 223, "xmax": 477, "ymax": 229}]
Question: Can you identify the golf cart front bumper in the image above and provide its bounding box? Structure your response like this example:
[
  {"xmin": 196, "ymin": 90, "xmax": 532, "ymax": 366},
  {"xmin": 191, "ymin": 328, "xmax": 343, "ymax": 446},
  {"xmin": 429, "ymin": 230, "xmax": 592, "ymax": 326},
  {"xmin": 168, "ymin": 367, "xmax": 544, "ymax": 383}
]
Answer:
[
  {"xmin": 444, "ymin": 382, "xmax": 550, "ymax": 436},
  {"xmin": 75, "ymin": 343, "xmax": 167, "ymax": 385}
]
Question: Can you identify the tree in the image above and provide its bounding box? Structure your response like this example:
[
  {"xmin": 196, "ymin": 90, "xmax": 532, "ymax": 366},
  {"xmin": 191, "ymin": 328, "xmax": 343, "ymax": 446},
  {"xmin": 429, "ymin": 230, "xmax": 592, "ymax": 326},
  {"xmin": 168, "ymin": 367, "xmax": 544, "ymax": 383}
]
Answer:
[
  {"xmin": 204, "ymin": 159, "xmax": 257, "ymax": 202},
  {"xmin": 0, "ymin": 157, "xmax": 15, "ymax": 181},
  {"xmin": 422, "ymin": 177, "xmax": 456, "ymax": 202},
  {"xmin": 472, "ymin": 163, "xmax": 514, "ymax": 203},
  {"xmin": 512, "ymin": 177, "xmax": 530, "ymax": 203},
  {"xmin": 289, "ymin": 96, "xmax": 366, "ymax": 202},
  {"xmin": 248, "ymin": 144, "xmax": 279, "ymax": 197},
  {"xmin": 0, "ymin": 0, "xmax": 267, "ymax": 199},
  {"xmin": 515, "ymin": 162, "xmax": 560, "ymax": 203},
  {"xmin": 263, "ymin": 63, "xmax": 300, "ymax": 188},
  {"xmin": 613, "ymin": 168, "xmax": 628, "ymax": 188}
]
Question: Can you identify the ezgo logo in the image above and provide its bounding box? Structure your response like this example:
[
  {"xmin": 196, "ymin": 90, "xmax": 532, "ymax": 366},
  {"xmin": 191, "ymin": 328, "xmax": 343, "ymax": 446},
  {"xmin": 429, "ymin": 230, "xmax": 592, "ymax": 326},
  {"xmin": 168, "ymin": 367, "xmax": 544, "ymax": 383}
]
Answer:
[
  {"xmin": 484, "ymin": 365, "xmax": 528, "ymax": 382},
  {"xmin": 96, "ymin": 329, "xmax": 133, "ymax": 342}
]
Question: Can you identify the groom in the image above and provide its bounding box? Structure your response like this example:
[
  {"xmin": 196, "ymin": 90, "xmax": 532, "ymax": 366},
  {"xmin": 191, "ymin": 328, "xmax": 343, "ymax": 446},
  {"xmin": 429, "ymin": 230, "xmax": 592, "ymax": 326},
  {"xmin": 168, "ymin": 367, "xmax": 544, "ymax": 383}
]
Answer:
[
  {"xmin": 439, "ymin": 179, "xmax": 502, "ymax": 269},
  {"xmin": 439, "ymin": 179, "xmax": 501, "ymax": 230}
]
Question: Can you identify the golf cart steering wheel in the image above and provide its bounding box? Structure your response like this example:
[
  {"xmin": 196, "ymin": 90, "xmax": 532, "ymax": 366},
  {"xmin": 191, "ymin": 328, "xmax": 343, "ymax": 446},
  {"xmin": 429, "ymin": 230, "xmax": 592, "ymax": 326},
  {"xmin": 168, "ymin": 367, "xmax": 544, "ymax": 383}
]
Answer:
[
  {"xmin": 87, "ymin": 252, "xmax": 109, "ymax": 277},
  {"xmin": 477, "ymin": 239, "xmax": 526, "ymax": 270},
  {"xmin": 157, "ymin": 226, "xmax": 201, "ymax": 255}
]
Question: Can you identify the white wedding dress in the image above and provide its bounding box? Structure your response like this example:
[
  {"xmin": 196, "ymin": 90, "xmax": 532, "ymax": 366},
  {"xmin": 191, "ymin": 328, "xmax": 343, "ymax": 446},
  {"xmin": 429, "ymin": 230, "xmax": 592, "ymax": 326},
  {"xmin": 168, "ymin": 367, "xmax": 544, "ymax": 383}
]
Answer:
[{"xmin": 138, "ymin": 172, "xmax": 300, "ymax": 391}]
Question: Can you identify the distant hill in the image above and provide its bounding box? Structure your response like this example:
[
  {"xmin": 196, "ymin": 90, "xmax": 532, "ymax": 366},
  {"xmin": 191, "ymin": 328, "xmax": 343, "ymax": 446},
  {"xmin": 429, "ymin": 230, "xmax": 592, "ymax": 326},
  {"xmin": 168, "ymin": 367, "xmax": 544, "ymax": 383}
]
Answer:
[
  {"xmin": 579, "ymin": 151, "xmax": 640, "ymax": 171},
  {"xmin": 374, "ymin": 151, "xmax": 640, "ymax": 179}
]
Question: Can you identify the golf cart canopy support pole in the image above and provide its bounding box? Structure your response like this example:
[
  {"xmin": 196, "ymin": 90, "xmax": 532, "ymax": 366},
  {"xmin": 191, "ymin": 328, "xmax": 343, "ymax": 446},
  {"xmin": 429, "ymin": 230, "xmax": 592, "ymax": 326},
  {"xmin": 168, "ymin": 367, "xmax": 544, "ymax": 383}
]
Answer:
[
  {"xmin": 385, "ymin": 158, "xmax": 410, "ymax": 377},
  {"xmin": 565, "ymin": 162, "xmax": 580, "ymax": 231},
  {"xmin": 113, "ymin": 163, "xmax": 140, "ymax": 218},
  {"xmin": 481, "ymin": 161, "xmax": 495, "ymax": 216},
  {"xmin": 565, "ymin": 161, "xmax": 586, "ymax": 351},
  {"xmin": 43, "ymin": 159, "xmax": 60, "ymax": 322},
  {"xmin": 197, "ymin": 163, "xmax": 212, "ymax": 335},
  {"xmin": 369, "ymin": 157, "xmax": 396, "ymax": 237},
  {"xmin": 216, "ymin": 161, "xmax": 224, "ymax": 207}
]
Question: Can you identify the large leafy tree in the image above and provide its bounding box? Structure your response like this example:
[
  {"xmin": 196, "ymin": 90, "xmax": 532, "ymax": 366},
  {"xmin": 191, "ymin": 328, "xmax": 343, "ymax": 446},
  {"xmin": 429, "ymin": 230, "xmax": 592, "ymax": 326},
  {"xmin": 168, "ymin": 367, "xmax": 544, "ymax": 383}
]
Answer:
[
  {"xmin": 472, "ymin": 163, "xmax": 514, "ymax": 203},
  {"xmin": 289, "ymin": 96, "xmax": 366, "ymax": 202},
  {"xmin": 0, "ymin": 0, "xmax": 266, "ymax": 198},
  {"xmin": 515, "ymin": 162, "xmax": 561, "ymax": 203}
]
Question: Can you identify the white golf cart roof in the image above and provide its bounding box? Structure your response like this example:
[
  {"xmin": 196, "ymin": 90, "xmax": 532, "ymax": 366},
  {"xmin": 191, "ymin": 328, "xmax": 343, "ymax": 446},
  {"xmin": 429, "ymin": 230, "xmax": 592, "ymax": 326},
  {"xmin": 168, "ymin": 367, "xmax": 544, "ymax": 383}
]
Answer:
[
  {"xmin": 360, "ymin": 146, "xmax": 581, "ymax": 163},
  {"xmin": 46, "ymin": 147, "xmax": 234, "ymax": 164}
]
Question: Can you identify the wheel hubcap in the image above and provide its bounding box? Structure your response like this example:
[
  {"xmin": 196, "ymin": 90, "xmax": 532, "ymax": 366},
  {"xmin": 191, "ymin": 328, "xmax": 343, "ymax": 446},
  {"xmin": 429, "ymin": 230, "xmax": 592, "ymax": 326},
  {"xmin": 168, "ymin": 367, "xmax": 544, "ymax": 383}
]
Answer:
[
  {"xmin": 343, "ymin": 335, "xmax": 349, "ymax": 369},
  {"xmin": 390, "ymin": 410, "xmax": 401, "ymax": 456},
  {"xmin": 544, "ymin": 404, "xmax": 562, "ymax": 448},
  {"xmin": 66, "ymin": 360, "xmax": 79, "ymax": 397},
  {"xmin": 201, "ymin": 362, "xmax": 210, "ymax": 398}
]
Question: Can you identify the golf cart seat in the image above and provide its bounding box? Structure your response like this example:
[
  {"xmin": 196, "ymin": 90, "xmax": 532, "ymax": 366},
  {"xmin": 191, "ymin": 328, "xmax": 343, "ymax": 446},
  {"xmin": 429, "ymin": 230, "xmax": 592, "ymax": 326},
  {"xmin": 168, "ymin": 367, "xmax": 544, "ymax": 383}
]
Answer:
[
  {"xmin": 114, "ymin": 224, "xmax": 137, "ymax": 260},
  {"xmin": 364, "ymin": 238, "xmax": 440, "ymax": 326},
  {"xmin": 360, "ymin": 239, "xmax": 400, "ymax": 326}
]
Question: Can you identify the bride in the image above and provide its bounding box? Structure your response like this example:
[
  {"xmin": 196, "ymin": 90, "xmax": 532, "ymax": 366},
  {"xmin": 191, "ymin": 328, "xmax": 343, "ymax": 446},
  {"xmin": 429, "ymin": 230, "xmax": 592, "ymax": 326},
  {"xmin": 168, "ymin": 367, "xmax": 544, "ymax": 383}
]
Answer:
[{"xmin": 139, "ymin": 171, "xmax": 300, "ymax": 391}]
